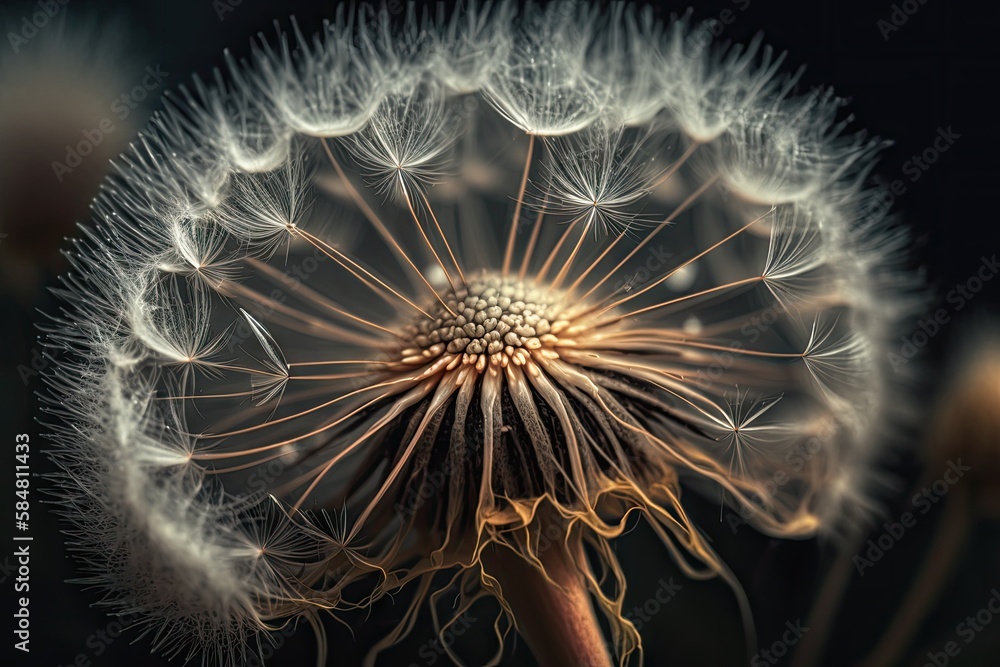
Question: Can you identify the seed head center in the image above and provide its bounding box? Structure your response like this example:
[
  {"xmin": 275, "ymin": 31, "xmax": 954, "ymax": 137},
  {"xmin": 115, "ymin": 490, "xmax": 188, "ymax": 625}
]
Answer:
[{"xmin": 400, "ymin": 274, "xmax": 568, "ymax": 371}]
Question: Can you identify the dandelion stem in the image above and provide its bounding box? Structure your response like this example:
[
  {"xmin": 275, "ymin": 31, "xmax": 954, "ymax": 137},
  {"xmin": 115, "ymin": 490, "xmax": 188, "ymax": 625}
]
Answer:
[
  {"xmin": 855, "ymin": 488, "xmax": 973, "ymax": 667},
  {"xmin": 790, "ymin": 529, "xmax": 862, "ymax": 667},
  {"xmin": 482, "ymin": 531, "xmax": 613, "ymax": 667}
]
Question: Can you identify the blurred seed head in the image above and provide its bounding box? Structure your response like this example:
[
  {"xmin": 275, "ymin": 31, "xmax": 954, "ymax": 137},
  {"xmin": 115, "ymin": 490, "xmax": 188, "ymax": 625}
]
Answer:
[
  {"xmin": 0, "ymin": 12, "xmax": 140, "ymax": 302},
  {"xmin": 926, "ymin": 325, "xmax": 1000, "ymax": 518}
]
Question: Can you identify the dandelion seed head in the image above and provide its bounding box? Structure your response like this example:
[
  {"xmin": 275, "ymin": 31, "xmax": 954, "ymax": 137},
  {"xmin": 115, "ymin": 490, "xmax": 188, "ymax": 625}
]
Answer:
[{"xmin": 39, "ymin": 2, "xmax": 920, "ymax": 665}]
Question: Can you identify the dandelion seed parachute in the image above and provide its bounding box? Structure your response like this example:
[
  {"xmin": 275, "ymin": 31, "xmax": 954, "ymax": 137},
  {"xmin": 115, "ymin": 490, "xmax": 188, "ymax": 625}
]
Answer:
[{"xmin": 40, "ymin": 2, "xmax": 917, "ymax": 665}]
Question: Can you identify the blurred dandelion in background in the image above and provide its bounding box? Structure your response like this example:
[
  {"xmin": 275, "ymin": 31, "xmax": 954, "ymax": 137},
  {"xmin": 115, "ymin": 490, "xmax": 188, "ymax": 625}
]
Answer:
[
  {"xmin": 39, "ymin": 2, "xmax": 919, "ymax": 665},
  {"xmin": 853, "ymin": 323, "xmax": 1000, "ymax": 667},
  {"xmin": 0, "ymin": 13, "xmax": 139, "ymax": 305}
]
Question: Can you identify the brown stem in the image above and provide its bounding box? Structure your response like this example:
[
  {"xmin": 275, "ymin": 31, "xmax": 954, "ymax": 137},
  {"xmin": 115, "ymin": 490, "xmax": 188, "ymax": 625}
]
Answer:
[
  {"xmin": 791, "ymin": 529, "xmax": 862, "ymax": 667},
  {"xmin": 856, "ymin": 487, "xmax": 973, "ymax": 667},
  {"xmin": 481, "ymin": 537, "xmax": 612, "ymax": 667}
]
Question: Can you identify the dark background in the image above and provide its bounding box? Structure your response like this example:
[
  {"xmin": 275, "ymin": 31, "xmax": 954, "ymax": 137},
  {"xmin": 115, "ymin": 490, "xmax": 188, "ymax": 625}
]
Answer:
[{"xmin": 1, "ymin": 1, "xmax": 998, "ymax": 665}]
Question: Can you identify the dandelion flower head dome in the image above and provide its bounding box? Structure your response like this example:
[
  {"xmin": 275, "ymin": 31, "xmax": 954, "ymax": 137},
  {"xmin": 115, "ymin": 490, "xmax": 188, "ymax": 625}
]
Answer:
[{"xmin": 41, "ymin": 2, "xmax": 915, "ymax": 664}]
